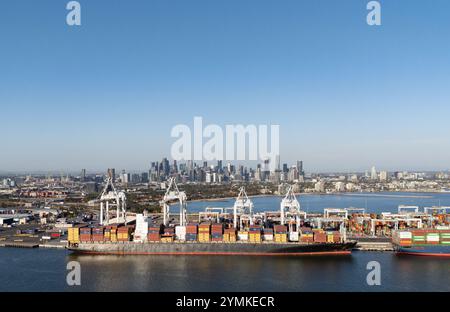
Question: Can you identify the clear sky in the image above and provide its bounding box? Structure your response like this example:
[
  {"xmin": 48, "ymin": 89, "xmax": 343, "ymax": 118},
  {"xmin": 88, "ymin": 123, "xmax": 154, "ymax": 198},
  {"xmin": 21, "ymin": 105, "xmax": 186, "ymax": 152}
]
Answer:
[{"xmin": 1, "ymin": 0, "xmax": 450, "ymax": 173}]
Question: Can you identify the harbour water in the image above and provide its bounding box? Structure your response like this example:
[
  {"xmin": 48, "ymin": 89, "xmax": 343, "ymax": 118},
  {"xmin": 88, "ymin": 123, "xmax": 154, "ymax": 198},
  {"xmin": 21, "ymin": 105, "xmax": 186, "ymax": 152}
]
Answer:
[{"xmin": 1, "ymin": 192, "xmax": 450, "ymax": 292}]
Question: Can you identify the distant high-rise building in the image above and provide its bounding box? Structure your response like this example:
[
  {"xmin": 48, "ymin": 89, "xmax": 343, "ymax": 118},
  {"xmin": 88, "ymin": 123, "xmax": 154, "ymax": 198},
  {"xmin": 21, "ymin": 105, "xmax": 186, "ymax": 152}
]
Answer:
[
  {"xmin": 371, "ymin": 166, "xmax": 377, "ymax": 180},
  {"xmin": 379, "ymin": 171, "xmax": 388, "ymax": 182},
  {"xmin": 80, "ymin": 169, "xmax": 86, "ymax": 182},
  {"xmin": 107, "ymin": 168, "xmax": 116, "ymax": 182},
  {"xmin": 282, "ymin": 163, "xmax": 288, "ymax": 173},
  {"xmin": 217, "ymin": 160, "xmax": 223, "ymax": 173},
  {"xmin": 141, "ymin": 172, "xmax": 149, "ymax": 183},
  {"xmin": 297, "ymin": 160, "xmax": 304, "ymax": 176},
  {"xmin": 162, "ymin": 158, "xmax": 170, "ymax": 176}
]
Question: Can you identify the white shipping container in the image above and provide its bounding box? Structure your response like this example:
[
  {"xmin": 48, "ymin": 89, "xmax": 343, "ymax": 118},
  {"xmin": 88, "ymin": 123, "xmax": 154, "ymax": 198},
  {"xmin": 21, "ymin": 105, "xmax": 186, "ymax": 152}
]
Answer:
[
  {"xmin": 238, "ymin": 233, "xmax": 248, "ymax": 241},
  {"xmin": 175, "ymin": 226, "xmax": 186, "ymax": 235},
  {"xmin": 398, "ymin": 232, "xmax": 412, "ymax": 239},
  {"xmin": 263, "ymin": 234, "xmax": 274, "ymax": 241},
  {"xmin": 427, "ymin": 236, "xmax": 440, "ymax": 242},
  {"xmin": 289, "ymin": 232, "xmax": 299, "ymax": 242}
]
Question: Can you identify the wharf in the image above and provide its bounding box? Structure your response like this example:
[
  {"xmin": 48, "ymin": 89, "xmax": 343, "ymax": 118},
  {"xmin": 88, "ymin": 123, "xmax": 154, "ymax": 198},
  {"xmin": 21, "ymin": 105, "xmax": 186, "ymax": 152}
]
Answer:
[
  {"xmin": 352, "ymin": 237, "xmax": 394, "ymax": 251},
  {"xmin": 0, "ymin": 241, "xmax": 39, "ymax": 248}
]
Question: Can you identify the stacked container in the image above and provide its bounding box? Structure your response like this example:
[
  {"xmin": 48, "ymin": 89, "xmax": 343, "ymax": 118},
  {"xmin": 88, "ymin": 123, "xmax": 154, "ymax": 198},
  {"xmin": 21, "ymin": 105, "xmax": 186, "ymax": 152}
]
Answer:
[
  {"xmin": 148, "ymin": 224, "xmax": 161, "ymax": 242},
  {"xmin": 175, "ymin": 226, "xmax": 186, "ymax": 241},
  {"xmin": 186, "ymin": 223, "xmax": 198, "ymax": 242},
  {"xmin": 440, "ymin": 231, "xmax": 450, "ymax": 245},
  {"xmin": 103, "ymin": 227, "xmax": 111, "ymax": 241},
  {"xmin": 68, "ymin": 225, "xmax": 86, "ymax": 244},
  {"xmin": 117, "ymin": 226, "xmax": 131, "ymax": 242},
  {"xmin": 161, "ymin": 226, "xmax": 175, "ymax": 242},
  {"xmin": 274, "ymin": 225, "xmax": 287, "ymax": 242},
  {"xmin": 237, "ymin": 231, "xmax": 249, "ymax": 241},
  {"xmin": 248, "ymin": 226, "xmax": 261, "ymax": 242},
  {"xmin": 79, "ymin": 227, "xmax": 92, "ymax": 242},
  {"xmin": 313, "ymin": 229, "xmax": 327, "ymax": 243},
  {"xmin": 263, "ymin": 228, "xmax": 274, "ymax": 241},
  {"xmin": 223, "ymin": 228, "xmax": 237, "ymax": 242},
  {"xmin": 110, "ymin": 226, "xmax": 118, "ymax": 242},
  {"xmin": 332, "ymin": 231, "xmax": 341, "ymax": 243},
  {"xmin": 91, "ymin": 227, "xmax": 104, "ymax": 242},
  {"xmin": 426, "ymin": 232, "xmax": 440, "ymax": 245},
  {"xmin": 393, "ymin": 230, "xmax": 413, "ymax": 246},
  {"xmin": 198, "ymin": 223, "xmax": 211, "ymax": 242},
  {"xmin": 211, "ymin": 223, "xmax": 223, "ymax": 242},
  {"xmin": 411, "ymin": 230, "xmax": 425, "ymax": 244}
]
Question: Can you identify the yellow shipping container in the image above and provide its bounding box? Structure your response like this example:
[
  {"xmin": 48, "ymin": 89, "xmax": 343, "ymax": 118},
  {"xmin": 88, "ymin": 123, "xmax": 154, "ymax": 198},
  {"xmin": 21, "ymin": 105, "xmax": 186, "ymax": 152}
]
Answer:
[
  {"xmin": 110, "ymin": 234, "xmax": 117, "ymax": 242},
  {"xmin": 223, "ymin": 234, "xmax": 237, "ymax": 242},
  {"xmin": 275, "ymin": 234, "xmax": 287, "ymax": 242},
  {"xmin": 249, "ymin": 233, "xmax": 261, "ymax": 242},
  {"xmin": 198, "ymin": 233, "xmax": 210, "ymax": 242},
  {"xmin": 327, "ymin": 235, "xmax": 334, "ymax": 243},
  {"xmin": 161, "ymin": 236, "xmax": 174, "ymax": 243}
]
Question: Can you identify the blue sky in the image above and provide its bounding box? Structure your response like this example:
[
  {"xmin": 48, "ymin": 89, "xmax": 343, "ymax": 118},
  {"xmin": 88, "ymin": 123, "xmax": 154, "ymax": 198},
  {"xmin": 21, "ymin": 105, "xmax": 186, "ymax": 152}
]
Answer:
[{"xmin": 1, "ymin": 0, "xmax": 450, "ymax": 172}]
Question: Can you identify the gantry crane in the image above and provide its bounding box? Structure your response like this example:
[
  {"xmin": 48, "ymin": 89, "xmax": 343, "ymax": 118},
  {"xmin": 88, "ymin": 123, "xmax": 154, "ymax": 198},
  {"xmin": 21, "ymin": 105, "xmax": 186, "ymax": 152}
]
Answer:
[
  {"xmin": 233, "ymin": 186, "xmax": 254, "ymax": 229},
  {"xmin": 160, "ymin": 177, "xmax": 187, "ymax": 226},
  {"xmin": 99, "ymin": 176, "xmax": 127, "ymax": 225},
  {"xmin": 280, "ymin": 185, "xmax": 305, "ymax": 230}
]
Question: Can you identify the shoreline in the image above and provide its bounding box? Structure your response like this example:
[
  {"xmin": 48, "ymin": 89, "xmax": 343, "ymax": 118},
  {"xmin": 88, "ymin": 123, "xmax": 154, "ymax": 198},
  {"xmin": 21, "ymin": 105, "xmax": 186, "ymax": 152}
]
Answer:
[{"xmin": 186, "ymin": 190, "xmax": 443, "ymax": 204}]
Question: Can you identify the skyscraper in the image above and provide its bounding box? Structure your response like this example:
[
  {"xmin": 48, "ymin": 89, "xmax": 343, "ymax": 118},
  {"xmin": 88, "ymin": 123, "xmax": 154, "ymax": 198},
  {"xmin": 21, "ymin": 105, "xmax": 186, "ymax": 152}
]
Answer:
[
  {"xmin": 371, "ymin": 166, "xmax": 377, "ymax": 180},
  {"xmin": 107, "ymin": 168, "xmax": 116, "ymax": 182},
  {"xmin": 297, "ymin": 160, "xmax": 304, "ymax": 176},
  {"xmin": 80, "ymin": 169, "xmax": 86, "ymax": 182}
]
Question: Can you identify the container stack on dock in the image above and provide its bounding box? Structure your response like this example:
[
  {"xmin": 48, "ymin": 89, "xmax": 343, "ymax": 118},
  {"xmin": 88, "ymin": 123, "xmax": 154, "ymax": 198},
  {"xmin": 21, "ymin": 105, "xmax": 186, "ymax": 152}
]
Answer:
[
  {"xmin": 198, "ymin": 223, "xmax": 211, "ymax": 242},
  {"xmin": 211, "ymin": 223, "xmax": 223, "ymax": 242},
  {"xmin": 186, "ymin": 223, "xmax": 198, "ymax": 241}
]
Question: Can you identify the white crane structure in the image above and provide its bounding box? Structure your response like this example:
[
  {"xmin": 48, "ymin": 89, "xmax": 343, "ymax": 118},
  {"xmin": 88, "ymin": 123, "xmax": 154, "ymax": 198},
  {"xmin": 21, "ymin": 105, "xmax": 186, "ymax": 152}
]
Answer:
[
  {"xmin": 160, "ymin": 177, "xmax": 187, "ymax": 226},
  {"xmin": 99, "ymin": 177, "xmax": 127, "ymax": 225},
  {"xmin": 280, "ymin": 185, "xmax": 305, "ymax": 227},
  {"xmin": 233, "ymin": 187, "xmax": 254, "ymax": 228}
]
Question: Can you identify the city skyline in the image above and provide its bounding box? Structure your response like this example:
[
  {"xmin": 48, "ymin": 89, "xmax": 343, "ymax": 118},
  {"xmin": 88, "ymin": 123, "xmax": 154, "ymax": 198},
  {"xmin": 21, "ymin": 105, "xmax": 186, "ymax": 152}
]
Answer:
[{"xmin": 2, "ymin": 0, "xmax": 450, "ymax": 171}]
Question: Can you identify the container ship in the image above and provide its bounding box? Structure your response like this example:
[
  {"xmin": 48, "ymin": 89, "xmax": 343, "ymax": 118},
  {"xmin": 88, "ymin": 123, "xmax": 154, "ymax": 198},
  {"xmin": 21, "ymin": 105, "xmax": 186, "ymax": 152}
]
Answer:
[
  {"xmin": 67, "ymin": 181, "xmax": 356, "ymax": 256},
  {"xmin": 68, "ymin": 223, "xmax": 356, "ymax": 256},
  {"xmin": 392, "ymin": 229, "xmax": 450, "ymax": 257}
]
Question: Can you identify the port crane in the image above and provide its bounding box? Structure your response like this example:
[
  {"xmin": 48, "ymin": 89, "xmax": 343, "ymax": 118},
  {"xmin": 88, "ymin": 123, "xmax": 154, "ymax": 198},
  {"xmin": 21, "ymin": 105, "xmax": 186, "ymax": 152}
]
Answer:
[
  {"xmin": 280, "ymin": 185, "xmax": 305, "ymax": 225},
  {"xmin": 99, "ymin": 177, "xmax": 127, "ymax": 225},
  {"xmin": 233, "ymin": 186, "xmax": 254, "ymax": 228},
  {"xmin": 160, "ymin": 177, "xmax": 187, "ymax": 226}
]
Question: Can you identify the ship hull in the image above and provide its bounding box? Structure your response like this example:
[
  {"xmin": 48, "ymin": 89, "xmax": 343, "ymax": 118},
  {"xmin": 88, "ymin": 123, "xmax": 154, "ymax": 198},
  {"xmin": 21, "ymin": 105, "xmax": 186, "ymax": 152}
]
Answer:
[
  {"xmin": 69, "ymin": 241, "xmax": 357, "ymax": 256},
  {"xmin": 395, "ymin": 245, "xmax": 450, "ymax": 257}
]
